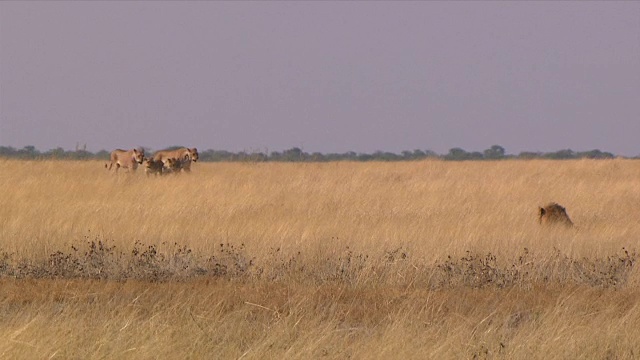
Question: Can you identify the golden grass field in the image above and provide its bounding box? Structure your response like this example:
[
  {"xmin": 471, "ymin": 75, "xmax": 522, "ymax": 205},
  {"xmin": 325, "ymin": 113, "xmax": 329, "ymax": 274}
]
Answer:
[{"xmin": 0, "ymin": 158, "xmax": 639, "ymax": 359}]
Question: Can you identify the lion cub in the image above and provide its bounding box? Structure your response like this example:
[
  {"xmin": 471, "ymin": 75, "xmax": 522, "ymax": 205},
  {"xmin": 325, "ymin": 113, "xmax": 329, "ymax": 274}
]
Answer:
[
  {"xmin": 163, "ymin": 157, "xmax": 184, "ymax": 174},
  {"xmin": 144, "ymin": 158, "xmax": 164, "ymax": 177}
]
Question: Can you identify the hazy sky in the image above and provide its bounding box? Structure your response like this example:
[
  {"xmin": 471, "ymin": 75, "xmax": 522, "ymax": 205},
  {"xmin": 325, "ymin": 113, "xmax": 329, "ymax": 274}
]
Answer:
[{"xmin": 1, "ymin": 1, "xmax": 639, "ymax": 155}]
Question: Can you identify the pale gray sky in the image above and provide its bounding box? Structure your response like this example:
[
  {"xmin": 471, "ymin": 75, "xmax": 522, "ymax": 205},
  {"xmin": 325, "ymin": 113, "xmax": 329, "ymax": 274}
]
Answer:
[{"xmin": 1, "ymin": 1, "xmax": 639, "ymax": 155}]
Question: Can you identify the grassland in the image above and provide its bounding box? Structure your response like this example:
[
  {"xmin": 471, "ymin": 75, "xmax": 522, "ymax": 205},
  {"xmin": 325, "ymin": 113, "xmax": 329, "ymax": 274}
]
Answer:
[{"xmin": 0, "ymin": 158, "xmax": 639, "ymax": 359}]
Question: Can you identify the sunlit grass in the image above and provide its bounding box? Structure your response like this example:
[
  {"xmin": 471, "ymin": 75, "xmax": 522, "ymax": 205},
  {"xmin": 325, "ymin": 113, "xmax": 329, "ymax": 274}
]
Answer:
[{"xmin": 0, "ymin": 158, "xmax": 639, "ymax": 358}]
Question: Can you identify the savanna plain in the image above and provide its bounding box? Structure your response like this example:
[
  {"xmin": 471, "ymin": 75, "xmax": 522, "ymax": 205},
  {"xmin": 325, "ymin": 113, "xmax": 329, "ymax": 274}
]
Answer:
[{"xmin": 0, "ymin": 158, "xmax": 639, "ymax": 359}]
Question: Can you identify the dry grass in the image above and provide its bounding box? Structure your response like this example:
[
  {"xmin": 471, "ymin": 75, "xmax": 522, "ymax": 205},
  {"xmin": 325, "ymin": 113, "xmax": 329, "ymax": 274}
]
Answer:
[{"xmin": 0, "ymin": 158, "xmax": 639, "ymax": 358}]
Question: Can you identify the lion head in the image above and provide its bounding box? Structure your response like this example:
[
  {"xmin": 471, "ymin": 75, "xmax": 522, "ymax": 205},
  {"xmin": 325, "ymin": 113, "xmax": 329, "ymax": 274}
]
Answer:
[{"xmin": 538, "ymin": 203, "xmax": 573, "ymax": 227}]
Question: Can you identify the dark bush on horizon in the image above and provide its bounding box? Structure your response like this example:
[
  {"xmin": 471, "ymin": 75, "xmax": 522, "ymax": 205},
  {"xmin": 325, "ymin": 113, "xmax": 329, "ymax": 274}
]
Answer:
[{"xmin": 0, "ymin": 145, "xmax": 623, "ymax": 162}]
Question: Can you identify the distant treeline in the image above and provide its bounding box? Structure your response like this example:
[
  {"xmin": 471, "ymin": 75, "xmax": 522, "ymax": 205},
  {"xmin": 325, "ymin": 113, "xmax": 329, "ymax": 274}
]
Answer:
[{"xmin": 0, "ymin": 145, "xmax": 629, "ymax": 162}]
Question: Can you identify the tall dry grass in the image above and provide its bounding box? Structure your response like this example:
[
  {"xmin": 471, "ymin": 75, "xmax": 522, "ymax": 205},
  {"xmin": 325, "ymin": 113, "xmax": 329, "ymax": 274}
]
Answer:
[{"xmin": 0, "ymin": 158, "xmax": 639, "ymax": 358}]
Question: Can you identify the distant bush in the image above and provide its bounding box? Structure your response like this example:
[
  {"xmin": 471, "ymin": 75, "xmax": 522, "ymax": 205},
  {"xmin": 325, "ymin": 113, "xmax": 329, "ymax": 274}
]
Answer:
[{"xmin": 0, "ymin": 145, "xmax": 624, "ymax": 162}]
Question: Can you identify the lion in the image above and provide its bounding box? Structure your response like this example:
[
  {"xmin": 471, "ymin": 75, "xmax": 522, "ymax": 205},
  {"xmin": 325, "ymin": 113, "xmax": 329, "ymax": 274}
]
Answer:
[
  {"xmin": 152, "ymin": 147, "xmax": 198, "ymax": 173},
  {"xmin": 105, "ymin": 148, "xmax": 145, "ymax": 173},
  {"xmin": 538, "ymin": 203, "xmax": 573, "ymax": 227},
  {"xmin": 144, "ymin": 158, "xmax": 164, "ymax": 177},
  {"xmin": 163, "ymin": 157, "xmax": 184, "ymax": 175}
]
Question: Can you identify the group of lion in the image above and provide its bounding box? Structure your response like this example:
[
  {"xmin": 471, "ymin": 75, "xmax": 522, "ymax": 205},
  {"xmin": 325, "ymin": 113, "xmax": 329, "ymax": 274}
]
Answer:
[
  {"xmin": 106, "ymin": 148, "xmax": 574, "ymax": 227},
  {"xmin": 105, "ymin": 147, "xmax": 199, "ymax": 176}
]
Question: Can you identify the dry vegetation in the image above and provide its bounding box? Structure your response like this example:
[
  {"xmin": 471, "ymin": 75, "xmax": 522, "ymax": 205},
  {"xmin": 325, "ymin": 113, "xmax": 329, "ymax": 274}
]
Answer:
[{"xmin": 0, "ymin": 158, "xmax": 639, "ymax": 359}]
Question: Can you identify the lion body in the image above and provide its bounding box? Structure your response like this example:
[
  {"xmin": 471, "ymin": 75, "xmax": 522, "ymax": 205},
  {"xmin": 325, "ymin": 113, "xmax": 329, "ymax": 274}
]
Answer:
[
  {"xmin": 106, "ymin": 149, "xmax": 145, "ymax": 173},
  {"xmin": 144, "ymin": 158, "xmax": 164, "ymax": 176},
  {"xmin": 163, "ymin": 158, "xmax": 186, "ymax": 174},
  {"xmin": 152, "ymin": 148, "xmax": 198, "ymax": 173}
]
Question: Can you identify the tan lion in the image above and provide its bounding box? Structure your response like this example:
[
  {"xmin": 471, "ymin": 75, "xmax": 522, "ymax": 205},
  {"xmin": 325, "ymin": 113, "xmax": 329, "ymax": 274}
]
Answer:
[
  {"xmin": 105, "ymin": 148, "xmax": 145, "ymax": 173},
  {"xmin": 144, "ymin": 158, "xmax": 164, "ymax": 177},
  {"xmin": 152, "ymin": 147, "xmax": 199, "ymax": 173},
  {"xmin": 538, "ymin": 203, "xmax": 573, "ymax": 227},
  {"xmin": 163, "ymin": 157, "xmax": 185, "ymax": 175}
]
